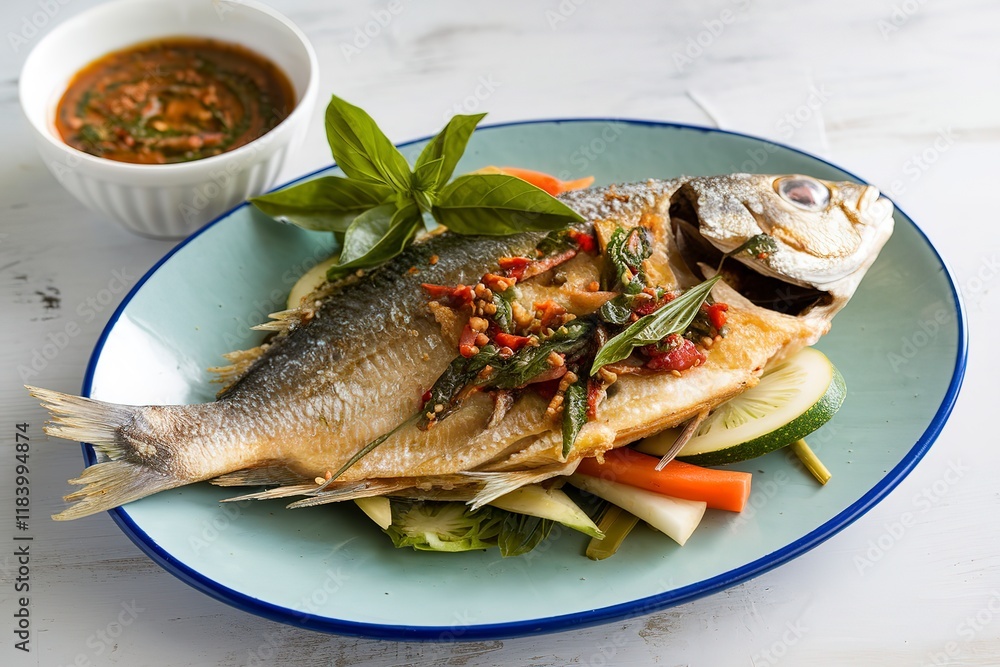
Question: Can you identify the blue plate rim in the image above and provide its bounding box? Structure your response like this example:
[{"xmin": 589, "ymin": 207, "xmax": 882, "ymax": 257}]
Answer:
[{"xmin": 79, "ymin": 117, "xmax": 969, "ymax": 641}]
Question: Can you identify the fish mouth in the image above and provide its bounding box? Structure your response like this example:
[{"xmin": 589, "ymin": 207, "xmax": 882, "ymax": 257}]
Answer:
[{"xmin": 668, "ymin": 192, "xmax": 833, "ymax": 316}]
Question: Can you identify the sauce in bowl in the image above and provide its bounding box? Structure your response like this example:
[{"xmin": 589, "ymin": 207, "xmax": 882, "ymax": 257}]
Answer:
[{"xmin": 55, "ymin": 37, "xmax": 295, "ymax": 164}]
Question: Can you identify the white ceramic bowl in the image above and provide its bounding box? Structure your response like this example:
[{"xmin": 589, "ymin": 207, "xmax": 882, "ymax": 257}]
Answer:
[{"xmin": 19, "ymin": 0, "xmax": 318, "ymax": 238}]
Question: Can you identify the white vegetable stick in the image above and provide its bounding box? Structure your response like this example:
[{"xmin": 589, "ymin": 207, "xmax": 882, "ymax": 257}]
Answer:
[{"xmin": 568, "ymin": 474, "xmax": 707, "ymax": 546}]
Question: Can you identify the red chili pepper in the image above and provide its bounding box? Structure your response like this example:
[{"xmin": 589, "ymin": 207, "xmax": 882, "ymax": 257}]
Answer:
[
  {"xmin": 586, "ymin": 377, "xmax": 604, "ymax": 420},
  {"xmin": 706, "ymin": 302, "xmax": 729, "ymax": 330},
  {"xmin": 421, "ymin": 283, "xmax": 473, "ymax": 308},
  {"xmin": 644, "ymin": 336, "xmax": 706, "ymax": 372},
  {"xmin": 533, "ymin": 378, "xmax": 562, "ymax": 401},
  {"xmin": 567, "ymin": 229, "xmax": 597, "ymax": 254},
  {"xmin": 498, "ymin": 256, "xmax": 531, "ymax": 281},
  {"xmin": 521, "ymin": 248, "xmax": 578, "ymax": 280},
  {"xmin": 494, "ymin": 332, "xmax": 532, "ymax": 351},
  {"xmin": 534, "ymin": 300, "xmax": 567, "ymax": 330},
  {"xmin": 459, "ymin": 323, "xmax": 478, "ymax": 358},
  {"xmin": 421, "ymin": 389, "xmax": 432, "ymax": 405},
  {"xmin": 633, "ymin": 290, "xmax": 677, "ymax": 317}
]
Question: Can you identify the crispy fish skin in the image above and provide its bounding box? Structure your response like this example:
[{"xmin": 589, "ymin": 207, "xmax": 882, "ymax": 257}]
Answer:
[{"xmin": 29, "ymin": 174, "xmax": 893, "ymax": 520}]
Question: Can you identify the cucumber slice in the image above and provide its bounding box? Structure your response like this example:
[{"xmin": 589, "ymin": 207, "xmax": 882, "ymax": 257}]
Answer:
[{"xmin": 636, "ymin": 347, "xmax": 845, "ymax": 466}]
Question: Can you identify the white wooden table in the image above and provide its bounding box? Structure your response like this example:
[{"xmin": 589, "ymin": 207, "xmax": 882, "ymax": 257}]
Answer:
[{"xmin": 2, "ymin": 0, "xmax": 997, "ymax": 664}]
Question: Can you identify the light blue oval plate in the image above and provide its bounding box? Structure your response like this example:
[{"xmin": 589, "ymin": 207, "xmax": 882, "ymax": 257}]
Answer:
[{"xmin": 82, "ymin": 120, "xmax": 966, "ymax": 640}]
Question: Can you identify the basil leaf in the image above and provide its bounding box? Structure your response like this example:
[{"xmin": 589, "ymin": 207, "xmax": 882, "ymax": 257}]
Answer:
[
  {"xmin": 249, "ymin": 176, "xmax": 395, "ymax": 232},
  {"xmin": 590, "ymin": 276, "xmax": 720, "ymax": 374},
  {"xmin": 431, "ymin": 174, "xmax": 584, "ymax": 236},
  {"xmin": 498, "ymin": 512, "xmax": 553, "ymax": 557},
  {"xmin": 491, "ymin": 287, "xmax": 518, "ymax": 333},
  {"xmin": 562, "ymin": 379, "xmax": 588, "ymax": 458},
  {"xmin": 325, "ymin": 95, "xmax": 413, "ymax": 191},
  {"xmin": 607, "ymin": 226, "xmax": 652, "ymax": 294},
  {"xmin": 482, "ymin": 319, "xmax": 594, "ymax": 390},
  {"xmin": 417, "ymin": 345, "xmax": 501, "ymax": 430},
  {"xmin": 414, "ymin": 113, "xmax": 486, "ymax": 190},
  {"xmin": 412, "ymin": 157, "xmax": 445, "ymax": 194},
  {"xmin": 597, "ymin": 294, "xmax": 633, "ymax": 325},
  {"xmin": 328, "ymin": 203, "xmax": 422, "ymax": 278}
]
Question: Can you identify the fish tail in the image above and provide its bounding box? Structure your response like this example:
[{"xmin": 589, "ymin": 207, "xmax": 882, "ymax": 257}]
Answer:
[{"xmin": 27, "ymin": 386, "xmax": 195, "ymax": 521}]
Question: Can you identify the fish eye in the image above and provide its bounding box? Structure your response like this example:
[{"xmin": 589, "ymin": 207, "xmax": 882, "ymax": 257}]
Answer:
[{"xmin": 775, "ymin": 177, "xmax": 830, "ymax": 211}]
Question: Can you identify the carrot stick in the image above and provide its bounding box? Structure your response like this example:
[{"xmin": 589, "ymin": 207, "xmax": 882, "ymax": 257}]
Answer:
[
  {"xmin": 479, "ymin": 166, "xmax": 595, "ymax": 196},
  {"xmin": 576, "ymin": 447, "xmax": 752, "ymax": 512}
]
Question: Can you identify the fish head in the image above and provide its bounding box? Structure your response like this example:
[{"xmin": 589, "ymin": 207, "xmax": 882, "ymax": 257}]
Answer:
[{"xmin": 671, "ymin": 173, "xmax": 894, "ymax": 317}]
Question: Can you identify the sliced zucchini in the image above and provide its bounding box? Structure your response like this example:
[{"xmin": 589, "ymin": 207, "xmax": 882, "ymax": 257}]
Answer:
[
  {"xmin": 490, "ymin": 484, "xmax": 603, "ymax": 539},
  {"xmin": 636, "ymin": 347, "xmax": 845, "ymax": 466}
]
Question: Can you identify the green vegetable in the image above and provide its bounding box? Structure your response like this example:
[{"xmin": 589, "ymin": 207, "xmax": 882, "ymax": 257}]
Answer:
[
  {"xmin": 417, "ymin": 345, "xmax": 500, "ymax": 429},
  {"xmin": 498, "ymin": 513, "xmax": 553, "ymax": 557},
  {"xmin": 382, "ymin": 498, "xmax": 562, "ymax": 556},
  {"xmin": 606, "ymin": 226, "xmax": 652, "ymax": 294},
  {"xmin": 249, "ymin": 176, "xmax": 394, "ymax": 232},
  {"xmin": 384, "ymin": 500, "xmax": 502, "ymax": 553},
  {"xmin": 585, "ymin": 503, "xmax": 640, "ymax": 560},
  {"xmin": 636, "ymin": 347, "xmax": 845, "ymax": 465},
  {"xmin": 591, "ymin": 276, "xmax": 720, "ymax": 374},
  {"xmin": 323, "ymin": 94, "xmax": 412, "ymax": 191},
  {"xmin": 431, "ymin": 174, "xmax": 584, "ymax": 236},
  {"xmin": 480, "ymin": 319, "xmax": 595, "ymax": 390},
  {"xmin": 249, "ymin": 95, "xmax": 583, "ymax": 280},
  {"xmin": 491, "ymin": 286, "xmax": 519, "ymax": 334},
  {"xmin": 413, "ymin": 113, "xmax": 485, "ymax": 191},
  {"xmin": 489, "ymin": 484, "xmax": 603, "ymax": 539},
  {"xmin": 561, "ymin": 379, "xmax": 587, "ymax": 458}
]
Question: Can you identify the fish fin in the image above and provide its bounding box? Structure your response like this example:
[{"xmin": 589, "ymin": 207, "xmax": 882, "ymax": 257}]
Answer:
[
  {"xmin": 54, "ymin": 461, "xmax": 185, "ymax": 521},
  {"xmin": 286, "ymin": 480, "xmax": 415, "ymax": 509},
  {"xmin": 209, "ymin": 462, "xmax": 309, "ymax": 487},
  {"xmin": 463, "ymin": 462, "xmax": 579, "ymax": 512},
  {"xmin": 28, "ymin": 385, "xmax": 137, "ymax": 458},
  {"xmin": 207, "ymin": 345, "xmax": 270, "ymax": 393},
  {"xmin": 250, "ymin": 308, "xmax": 307, "ymax": 333},
  {"xmin": 220, "ymin": 484, "xmax": 320, "ymax": 503},
  {"xmin": 28, "ymin": 386, "xmax": 200, "ymax": 520}
]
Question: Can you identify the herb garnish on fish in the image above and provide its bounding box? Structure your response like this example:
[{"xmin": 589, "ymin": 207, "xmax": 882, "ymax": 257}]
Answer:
[{"xmin": 250, "ymin": 95, "xmax": 583, "ymax": 279}]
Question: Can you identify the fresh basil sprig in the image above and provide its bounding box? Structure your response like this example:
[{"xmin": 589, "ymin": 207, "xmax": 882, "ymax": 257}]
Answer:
[
  {"xmin": 590, "ymin": 276, "xmax": 721, "ymax": 375},
  {"xmin": 250, "ymin": 95, "xmax": 584, "ymax": 279}
]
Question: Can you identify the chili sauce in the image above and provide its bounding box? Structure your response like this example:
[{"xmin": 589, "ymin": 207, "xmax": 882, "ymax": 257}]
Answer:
[{"xmin": 55, "ymin": 37, "xmax": 295, "ymax": 164}]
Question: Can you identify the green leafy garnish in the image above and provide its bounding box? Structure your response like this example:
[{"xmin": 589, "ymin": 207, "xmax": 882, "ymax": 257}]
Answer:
[
  {"xmin": 498, "ymin": 513, "xmax": 554, "ymax": 557},
  {"xmin": 249, "ymin": 176, "xmax": 394, "ymax": 232},
  {"xmin": 590, "ymin": 276, "xmax": 720, "ymax": 375},
  {"xmin": 250, "ymin": 96, "xmax": 584, "ymax": 280},
  {"xmin": 417, "ymin": 345, "xmax": 501, "ymax": 430},
  {"xmin": 561, "ymin": 379, "xmax": 588, "ymax": 458},
  {"xmin": 384, "ymin": 500, "xmax": 502, "ymax": 553},
  {"xmin": 606, "ymin": 226, "xmax": 653, "ymax": 294},
  {"xmin": 491, "ymin": 286, "xmax": 519, "ymax": 334},
  {"xmin": 480, "ymin": 319, "xmax": 595, "ymax": 390},
  {"xmin": 432, "ymin": 174, "xmax": 584, "ymax": 236}
]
